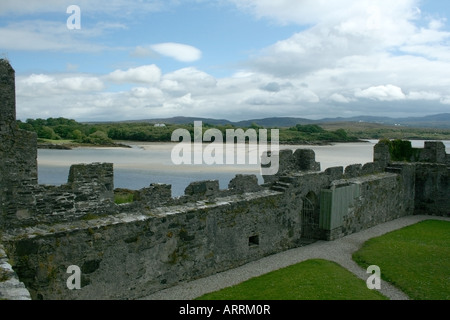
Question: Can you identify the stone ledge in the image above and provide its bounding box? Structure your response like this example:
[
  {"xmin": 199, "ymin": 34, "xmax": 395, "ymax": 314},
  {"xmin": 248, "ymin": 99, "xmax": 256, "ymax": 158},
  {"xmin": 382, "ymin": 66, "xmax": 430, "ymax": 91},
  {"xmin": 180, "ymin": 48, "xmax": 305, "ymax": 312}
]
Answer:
[{"xmin": 2, "ymin": 189, "xmax": 282, "ymax": 242}]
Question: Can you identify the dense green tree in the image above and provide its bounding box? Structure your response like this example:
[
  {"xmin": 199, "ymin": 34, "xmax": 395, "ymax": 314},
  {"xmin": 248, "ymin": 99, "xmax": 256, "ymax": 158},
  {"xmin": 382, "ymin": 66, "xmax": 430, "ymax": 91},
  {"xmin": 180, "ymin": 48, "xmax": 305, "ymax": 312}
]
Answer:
[{"xmin": 38, "ymin": 126, "xmax": 60, "ymax": 140}]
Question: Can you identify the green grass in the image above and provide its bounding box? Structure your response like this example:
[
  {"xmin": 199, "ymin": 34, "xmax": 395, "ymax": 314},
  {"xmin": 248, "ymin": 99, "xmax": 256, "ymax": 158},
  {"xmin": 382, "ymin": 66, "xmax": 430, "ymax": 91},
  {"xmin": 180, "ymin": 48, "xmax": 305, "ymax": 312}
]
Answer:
[
  {"xmin": 196, "ymin": 259, "xmax": 387, "ymax": 300},
  {"xmin": 114, "ymin": 192, "xmax": 135, "ymax": 205},
  {"xmin": 353, "ymin": 220, "xmax": 450, "ymax": 300}
]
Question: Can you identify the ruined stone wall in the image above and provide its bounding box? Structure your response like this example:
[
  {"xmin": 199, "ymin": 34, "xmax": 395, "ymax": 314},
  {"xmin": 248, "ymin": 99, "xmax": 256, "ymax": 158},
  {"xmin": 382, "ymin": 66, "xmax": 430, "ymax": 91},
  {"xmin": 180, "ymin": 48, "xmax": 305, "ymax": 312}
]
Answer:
[
  {"xmin": 0, "ymin": 60, "xmax": 38, "ymax": 230},
  {"xmin": 1, "ymin": 143, "xmax": 448, "ymax": 299},
  {"xmin": 1, "ymin": 154, "xmax": 423, "ymax": 299},
  {"xmin": 2, "ymin": 163, "xmax": 117, "ymax": 228},
  {"xmin": 373, "ymin": 140, "xmax": 449, "ymax": 217}
]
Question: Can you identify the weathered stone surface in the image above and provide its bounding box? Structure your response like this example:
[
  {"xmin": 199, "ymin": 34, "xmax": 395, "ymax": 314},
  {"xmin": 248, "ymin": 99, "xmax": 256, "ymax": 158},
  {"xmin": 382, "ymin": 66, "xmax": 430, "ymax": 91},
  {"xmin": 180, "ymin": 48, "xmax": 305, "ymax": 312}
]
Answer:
[
  {"xmin": 418, "ymin": 141, "xmax": 447, "ymax": 163},
  {"xmin": 414, "ymin": 163, "xmax": 450, "ymax": 216},
  {"xmin": 263, "ymin": 148, "xmax": 321, "ymax": 184},
  {"xmin": 0, "ymin": 244, "xmax": 31, "ymax": 300},
  {"xmin": 184, "ymin": 180, "xmax": 220, "ymax": 198},
  {"xmin": 373, "ymin": 141, "xmax": 391, "ymax": 168},
  {"xmin": 2, "ymin": 190, "xmax": 301, "ymax": 300},
  {"xmin": 322, "ymin": 171, "xmax": 414, "ymax": 240},
  {"xmin": 1, "ymin": 60, "xmax": 38, "ymax": 230},
  {"xmin": 135, "ymin": 183, "xmax": 172, "ymax": 207},
  {"xmin": 344, "ymin": 164, "xmax": 362, "ymax": 178},
  {"xmin": 228, "ymin": 174, "xmax": 261, "ymax": 193}
]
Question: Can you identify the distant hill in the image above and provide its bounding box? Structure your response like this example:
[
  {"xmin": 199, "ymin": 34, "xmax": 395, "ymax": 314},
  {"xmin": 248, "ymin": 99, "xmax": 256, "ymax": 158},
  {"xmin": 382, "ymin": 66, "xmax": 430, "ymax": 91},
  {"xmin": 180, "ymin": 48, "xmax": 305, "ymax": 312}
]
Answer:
[
  {"xmin": 318, "ymin": 113, "xmax": 450, "ymax": 128},
  {"xmin": 135, "ymin": 116, "xmax": 234, "ymax": 126},
  {"xmin": 234, "ymin": 117, "xmax": 316, "ymax": 128},
  {"xmin": 125, "ymin": 113, "xmax": 450, "ymax": 129}
]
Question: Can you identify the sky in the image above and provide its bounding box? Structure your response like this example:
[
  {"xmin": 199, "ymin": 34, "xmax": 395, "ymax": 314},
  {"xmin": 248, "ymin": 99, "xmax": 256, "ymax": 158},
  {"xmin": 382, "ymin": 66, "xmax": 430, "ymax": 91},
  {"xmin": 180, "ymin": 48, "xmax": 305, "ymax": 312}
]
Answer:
[{"xmin": 1, "ymin": 0, "xmax": 450, "ymax": 122}]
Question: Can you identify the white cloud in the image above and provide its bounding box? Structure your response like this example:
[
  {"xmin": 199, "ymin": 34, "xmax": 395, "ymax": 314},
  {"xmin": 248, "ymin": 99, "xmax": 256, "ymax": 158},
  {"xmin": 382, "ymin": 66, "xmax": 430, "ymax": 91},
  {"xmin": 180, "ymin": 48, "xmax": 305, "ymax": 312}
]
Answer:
[
  {"xmin": 355, "ymin": 85, "xmax": 406, "ymax": 101},
  {"xmin": 329, "ymin": 93, "xmax": 353, "ymax": 103},
  {"xmin": 439, "ymin": 97, "xmax": 450, "ymax": 105},
  {"xmin": 59, "ymin": 77, "xmax": 105, "ymax": 92},
  {"xmin": 229, "ymin": 0, "xmax": 355, "ymax": 25},
  {"xmin": 163, "ymin": 68, "xmax": 217, "ymax": 92},
  {"xmin": 230, "ymin": 0, "xmax": 420, "ymax": 27},
  {"xmin": 17, "ymin": 74, "xmax": 105, "ymax": 97},
  {"xmin": 428, "ymin": 18, "xmax": 446, "ymax": 30},
  {"xmin": 107, "ymin": 65, "xmax": 162, "ymax": 84},
  {"xmin": 21, "ymin": 74, "xmax": 54, "ymax": 85},
  {"xmin": 150, "ymin": 43, "xmax": 202, "ymax": 62}
]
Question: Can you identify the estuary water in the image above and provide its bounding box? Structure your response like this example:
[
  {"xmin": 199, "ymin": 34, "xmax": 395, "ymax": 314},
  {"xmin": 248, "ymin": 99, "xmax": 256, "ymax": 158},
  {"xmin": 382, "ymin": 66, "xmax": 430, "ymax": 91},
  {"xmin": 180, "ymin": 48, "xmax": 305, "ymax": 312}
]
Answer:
[{"xmin": 38, "ymin": 140, "xmax": 450, "ymax": 197}]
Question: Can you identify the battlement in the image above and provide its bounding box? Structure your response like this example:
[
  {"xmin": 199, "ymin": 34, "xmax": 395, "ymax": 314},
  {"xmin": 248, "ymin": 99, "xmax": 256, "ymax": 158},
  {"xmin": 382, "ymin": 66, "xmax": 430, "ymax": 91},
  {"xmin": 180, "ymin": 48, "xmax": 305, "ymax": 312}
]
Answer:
[{"xmin": 373, "ymin": 139, "xmax": 449, "ymax": 165}]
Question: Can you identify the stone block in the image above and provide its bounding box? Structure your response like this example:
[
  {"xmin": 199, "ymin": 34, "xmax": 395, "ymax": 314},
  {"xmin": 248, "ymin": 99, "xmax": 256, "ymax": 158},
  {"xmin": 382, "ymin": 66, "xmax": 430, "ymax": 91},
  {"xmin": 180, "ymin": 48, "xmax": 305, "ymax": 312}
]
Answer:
[
  {"xmin": 344, "ymin": 164, "xmax": 362, "ymax": 178},
  {"xmin": 419, "ymin": 141, "xmax": 447, "ymax": 163},
  {"xmin": 228, "ymin": 174, "xmax": 261, "ymax": 193},
  {"xmin": 184, "ymin": 180, "xmax": 220, "ymax": 197},
  {"xmin": 136, "ymin": 183, "xmax": 172, "ymax": 207},
  {"xmin": 325, "ymin": 166, "xmax": 344, "ymax": 180},
  {"xmin": 293, "ymin": 149, "xmax": 321, "ymax": 171},
  {"xmin": 373, "ymin": 141, "xmax": 391, "ymax": 168}
]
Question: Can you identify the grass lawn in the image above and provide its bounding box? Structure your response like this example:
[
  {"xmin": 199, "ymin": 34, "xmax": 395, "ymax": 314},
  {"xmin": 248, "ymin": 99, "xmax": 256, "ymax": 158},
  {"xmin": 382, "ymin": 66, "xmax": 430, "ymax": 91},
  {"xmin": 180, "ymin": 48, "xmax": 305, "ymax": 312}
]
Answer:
[
  {"xmin": 353, "ymin": 220, "xmax": 450, "ymax": 300},
  {"xmin": 196, "ymin": 259, "xmax": 387, "ymax": 300}
]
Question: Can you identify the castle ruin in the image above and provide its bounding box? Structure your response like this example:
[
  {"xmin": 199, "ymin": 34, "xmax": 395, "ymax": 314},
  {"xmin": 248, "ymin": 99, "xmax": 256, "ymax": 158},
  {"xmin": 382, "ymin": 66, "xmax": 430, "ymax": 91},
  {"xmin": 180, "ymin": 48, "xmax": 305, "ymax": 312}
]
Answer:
[{"xmin": 0, "ymin": 59, "xmax": 449, "ymax": 300}]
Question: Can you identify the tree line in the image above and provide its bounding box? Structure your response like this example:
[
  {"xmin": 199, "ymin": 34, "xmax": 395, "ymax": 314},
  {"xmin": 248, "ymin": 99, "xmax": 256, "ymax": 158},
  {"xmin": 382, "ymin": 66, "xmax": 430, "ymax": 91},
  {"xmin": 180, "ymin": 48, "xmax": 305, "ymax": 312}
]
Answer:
[{"xmin": 17, "ymin": 117, "xmax": 359, "ymax": 145}]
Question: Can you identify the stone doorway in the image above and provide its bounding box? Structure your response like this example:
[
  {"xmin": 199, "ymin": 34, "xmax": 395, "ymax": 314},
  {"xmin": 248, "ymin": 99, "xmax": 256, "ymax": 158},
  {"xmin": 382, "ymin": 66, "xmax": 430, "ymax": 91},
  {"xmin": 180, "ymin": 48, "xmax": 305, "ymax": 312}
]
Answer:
[{"xmin": 301, "ymin": 192, "xmax": 319, "ymax": 240}]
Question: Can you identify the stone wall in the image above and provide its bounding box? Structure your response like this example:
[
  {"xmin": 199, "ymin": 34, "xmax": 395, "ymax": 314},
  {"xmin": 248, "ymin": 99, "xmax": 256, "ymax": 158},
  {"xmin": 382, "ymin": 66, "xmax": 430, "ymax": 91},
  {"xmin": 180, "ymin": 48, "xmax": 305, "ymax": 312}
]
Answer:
[
  {"xmin": 414, "ymin": 163, "xmax": 449, "ymax": 216},
  {"xmin": 1, "ymin": 144, "xmax": 448, "ymax": 299},
  {"xmin": 0, "ymin": 155, "xmax": 426, "ymax": 299},
  {"xmin": 373, "ymin": 140, "xmax": 449, "ymax": 217},
  {"xmin": 321, "ymin": 169, "xmax": 415, "ymax": 241},
  {"xmin": 2, "ymin": 189, "xmax": 301, "ymax": 300},
  {"xmin": 2, "ymin": 163, "xmax": 118, "ymax": 228},
  {"xmin": 0, "ymin": 244, "xmax": 31, "ymax": 300},
  {"xmin": 417, "ymin": 141, "xmax": 447, "ymax": 163},
  {"xmin": 0, "ymin": 60, "xmax": 38, "ymax": 230}
]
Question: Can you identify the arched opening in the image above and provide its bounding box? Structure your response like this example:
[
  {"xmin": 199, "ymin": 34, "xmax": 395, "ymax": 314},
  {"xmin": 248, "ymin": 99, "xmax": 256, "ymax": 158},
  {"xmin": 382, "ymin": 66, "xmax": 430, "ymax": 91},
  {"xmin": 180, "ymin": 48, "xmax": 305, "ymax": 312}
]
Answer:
[{"xmin": 301, "ymin": 191, "xmax": 319, "ymax": 239}]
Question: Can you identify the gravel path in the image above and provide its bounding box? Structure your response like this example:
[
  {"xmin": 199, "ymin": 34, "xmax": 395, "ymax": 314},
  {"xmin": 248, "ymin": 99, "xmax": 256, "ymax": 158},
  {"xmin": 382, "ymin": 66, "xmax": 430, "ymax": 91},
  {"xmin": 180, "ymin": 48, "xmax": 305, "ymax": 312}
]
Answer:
[{"xmin": 142, "ymin": 215, "xmax": 450, "ymax": 300}]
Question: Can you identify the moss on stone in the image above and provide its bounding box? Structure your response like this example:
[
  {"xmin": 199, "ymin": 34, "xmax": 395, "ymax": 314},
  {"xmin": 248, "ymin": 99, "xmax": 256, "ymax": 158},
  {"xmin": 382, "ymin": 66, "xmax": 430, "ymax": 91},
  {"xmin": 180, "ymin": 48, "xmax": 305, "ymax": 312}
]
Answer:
[{"xmin": 0, "ymin": 268, "xmax": 11, "ymax": 282}]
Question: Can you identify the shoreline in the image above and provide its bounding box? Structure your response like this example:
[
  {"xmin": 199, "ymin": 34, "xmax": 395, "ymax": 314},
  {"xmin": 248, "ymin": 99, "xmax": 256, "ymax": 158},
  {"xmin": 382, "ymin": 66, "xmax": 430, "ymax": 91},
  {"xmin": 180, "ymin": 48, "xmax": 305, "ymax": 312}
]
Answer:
[
  {"xmin": 37, "ymin": 139, "xmax": 369, "ymax": 150},
  {"xmin": 37, "ymin": 141, "xmax": 132, "ymax": 150}
]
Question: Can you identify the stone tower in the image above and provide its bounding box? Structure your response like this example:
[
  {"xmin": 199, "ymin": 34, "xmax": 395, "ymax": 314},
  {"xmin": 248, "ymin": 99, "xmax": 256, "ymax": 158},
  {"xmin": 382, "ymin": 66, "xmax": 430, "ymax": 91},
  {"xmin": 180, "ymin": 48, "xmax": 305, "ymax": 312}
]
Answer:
[{"xmin": 0, "ymin": 59, "xmax": 38, "ymax": 229}]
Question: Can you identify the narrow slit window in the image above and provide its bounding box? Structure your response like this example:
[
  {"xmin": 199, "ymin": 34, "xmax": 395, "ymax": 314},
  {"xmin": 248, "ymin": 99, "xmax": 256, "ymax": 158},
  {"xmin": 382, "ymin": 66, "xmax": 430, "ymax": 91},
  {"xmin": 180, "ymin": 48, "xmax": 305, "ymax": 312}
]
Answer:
[{"xmin": 249, "ymin": 235, "xmax": 259, "ymax": 246}]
